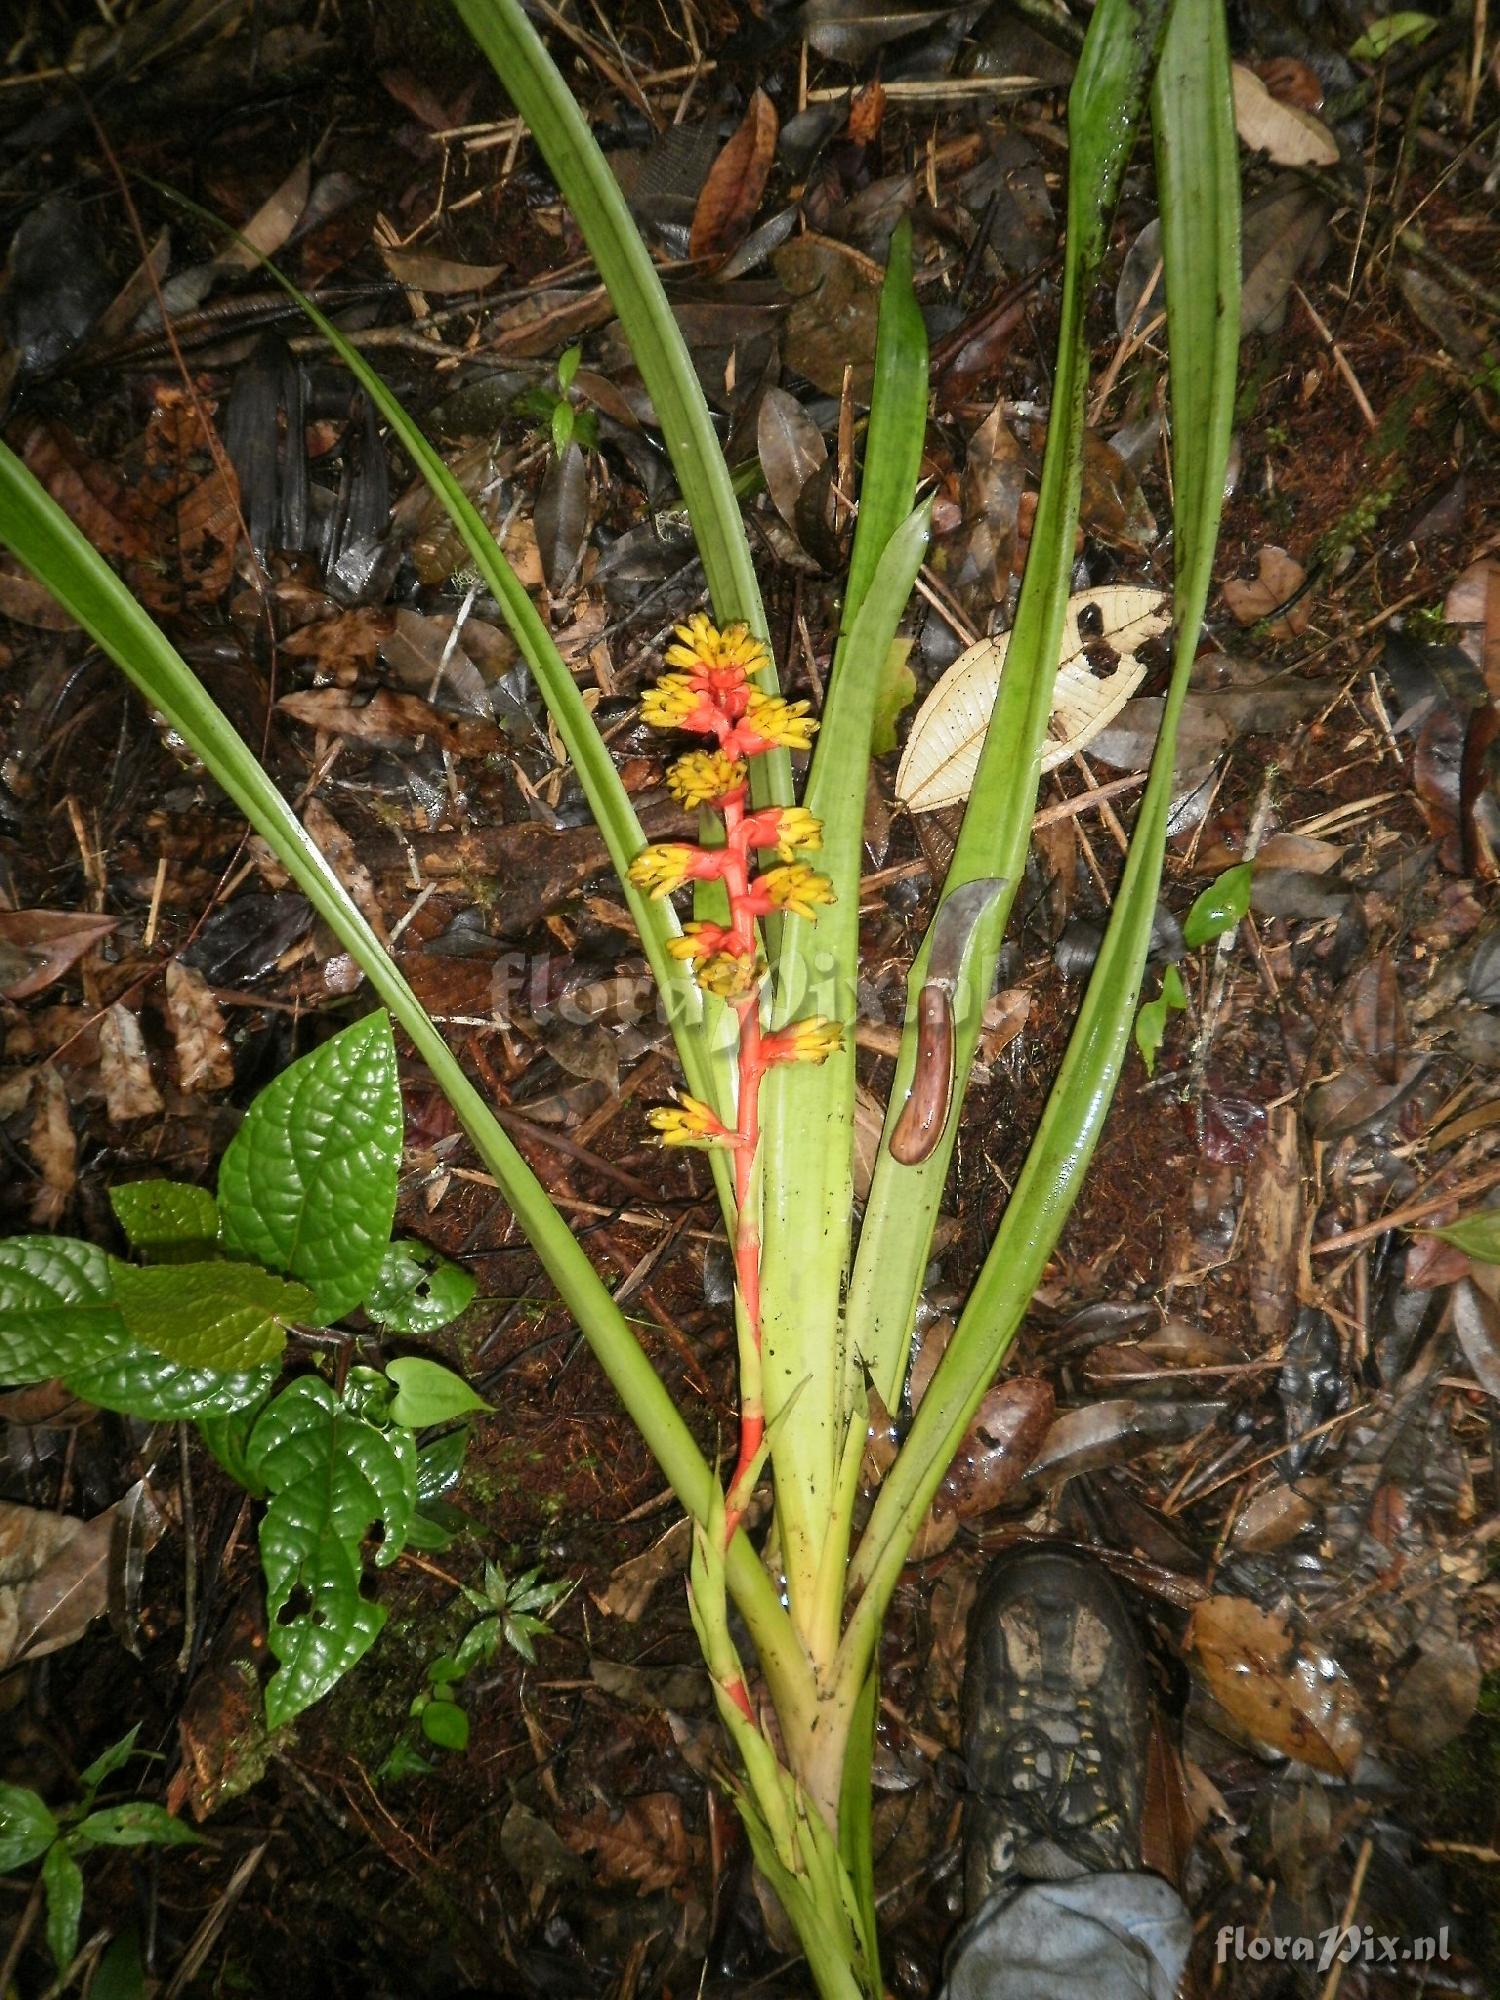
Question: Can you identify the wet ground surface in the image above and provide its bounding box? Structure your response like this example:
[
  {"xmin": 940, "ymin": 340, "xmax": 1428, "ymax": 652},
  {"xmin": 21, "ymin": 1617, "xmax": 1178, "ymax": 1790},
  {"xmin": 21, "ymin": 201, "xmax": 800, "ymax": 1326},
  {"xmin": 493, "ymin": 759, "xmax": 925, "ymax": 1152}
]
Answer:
[{"xmin": 3, "ymin": 1, "xmax": 1500, "ymax": 1994}]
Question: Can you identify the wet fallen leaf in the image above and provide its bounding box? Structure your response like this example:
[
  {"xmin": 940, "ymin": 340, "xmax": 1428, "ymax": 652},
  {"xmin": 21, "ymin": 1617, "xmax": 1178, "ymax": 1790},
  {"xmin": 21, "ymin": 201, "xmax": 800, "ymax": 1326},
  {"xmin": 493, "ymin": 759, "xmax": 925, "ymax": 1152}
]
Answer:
[
  {"xmin": 1232, "ymin": 63, "xmax": 1339, "ymax": 166},
  {"xmin": 1231, "ymin": 1481, "xmax": 1319, "ymax": 1553},
  {"xmin": 934, "ymin": 1376, "xmax": 1054, "ymax": 1520},
  {"xmin": 99, "ymin": 1003, "xmax": 165, "ymax": 1123},
  {"xmin": 690, "ymin": 89, "xmax": 778, "ymax": 262},
  {"xmin": 1222, "ymin": 546, "xmax": 1310, "ymax": 635},
  {"xmin": 1187, "ymin": 1595, "xmax": 1363, "ymax": 1776},
  {"xmin": 29, "ymin": 1064, "xmax": 76, "ymax": 1225},
  {"xmin": 163, "ymin": 959, "xmax": 235, "ymax": 1094},
  {"xmin": 593, "ymin": 1517, "xmax": 693, "ymax": 1621},
  {"xmin": 757, "ymin": 386, "xmax": 828, "ymax": 542},
  {"xmin": 1242, "ymin": 1105, "xmax": 1302, "ymax": 1344},
  {"xmin": 379, "ymin": 246, "xmax": 504, "ymax": 293},
  {"xmin": 277, "ymin": 686, "xmax": 505, "ymax": 754},
  {"xmin": 1385, "ymin": 1637, "xmax": 1481, "ymax": 1755},
  {"xmin": 0, "ymin": 911, "xmax": 116, "ymax": 1001},
  {"xmin": 560, "ymin": 1792, "xmax": 705, "ymax": 1895},
  {"xmin": 1021, "ymin": 1397, "xmax": 1227, "ymax": 1489},
  {"xmin": 896, "ymin": 585, "xmax": 1167, "ymax": 812},
  {"xmin": 797, "ymin": 0, "xmax": 942, "ymax": 62},
  {"xmin": 0, "ymin": 1483, "xmax": 160, "ymax": 1668},
  {"xmin": 773, "ymin": 234, "xmax": 883, "ymax": 400},
  {"xmin": 303, "ymin": 798, "xmax": 389, "ymax": 948},
  {"xmin": 1451, "ymin": 1280, "xmax": 1500, "ymax": 1400}
]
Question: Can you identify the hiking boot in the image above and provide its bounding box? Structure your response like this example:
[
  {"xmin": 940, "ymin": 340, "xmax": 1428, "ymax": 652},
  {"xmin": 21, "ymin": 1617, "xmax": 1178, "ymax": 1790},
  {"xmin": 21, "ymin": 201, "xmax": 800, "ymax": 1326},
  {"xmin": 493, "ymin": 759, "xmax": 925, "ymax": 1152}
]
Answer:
[{"xmin": 960, "ymin": 1546, "xmax": 1149, "ymax": 1915}]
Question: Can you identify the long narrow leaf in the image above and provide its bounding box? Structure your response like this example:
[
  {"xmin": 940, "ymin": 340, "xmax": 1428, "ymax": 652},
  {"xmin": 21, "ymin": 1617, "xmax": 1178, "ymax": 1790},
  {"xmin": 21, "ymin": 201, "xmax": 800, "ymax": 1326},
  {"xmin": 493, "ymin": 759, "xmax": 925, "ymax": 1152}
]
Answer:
[
  {"xmin": 840, "ymin": 0, "xmax": 1239, "ymax": 1685},
  {"xmin": 446, "ymin": 0, "xmax": 792, "ymax": 804},
  {"xmin": 845, "ymin": 0, "xmax": 1172, "ymax": 1413},
  {"xmin": 0, "ymin": 442, "xmax": 811, "ymax": 1724}
]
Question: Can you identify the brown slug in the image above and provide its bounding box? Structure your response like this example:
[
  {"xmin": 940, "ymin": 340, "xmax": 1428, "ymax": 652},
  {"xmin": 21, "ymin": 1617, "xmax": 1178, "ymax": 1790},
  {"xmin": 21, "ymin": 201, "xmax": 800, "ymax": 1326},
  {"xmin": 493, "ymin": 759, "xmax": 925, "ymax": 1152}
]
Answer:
[{"xmin": 888, "ymin": 982, "xmax": 955, "ymax": 1165}]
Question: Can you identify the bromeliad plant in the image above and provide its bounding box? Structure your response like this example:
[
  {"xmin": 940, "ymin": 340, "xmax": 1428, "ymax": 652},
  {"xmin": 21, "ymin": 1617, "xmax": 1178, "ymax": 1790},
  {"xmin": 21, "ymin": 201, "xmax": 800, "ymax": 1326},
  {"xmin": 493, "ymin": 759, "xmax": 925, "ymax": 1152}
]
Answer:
[{"xmin": 0, "ymin": 0, "xmax": 1241, "ymax": 1989}]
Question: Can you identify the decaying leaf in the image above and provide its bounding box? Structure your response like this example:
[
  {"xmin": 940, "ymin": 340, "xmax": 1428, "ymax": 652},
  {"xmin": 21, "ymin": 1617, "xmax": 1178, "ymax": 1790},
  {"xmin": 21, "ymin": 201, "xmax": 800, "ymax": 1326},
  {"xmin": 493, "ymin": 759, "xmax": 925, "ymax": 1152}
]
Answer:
[
  {"xmin": 99, "ymin": 1003, "xmax": 165, "ymax": 1123},
  {"xmin": 1187, "ymin": 1595, "xmax": 1363, "ymax": 1776},
  {"xmin": 1021, "ymin": 1397, "xmax": 1226, "ymax": 1489},
  {"xmin": 1452, "ymin": 1280, "xmax": 1500, "ymax": 1401},
  {"xmin": 772, "ymin": 234, "xmax": 884, "ymax": 400},
  {"xmin": 277, "ymin": 686, "xmax": 505, "ymax": 755},
  {"xmin": 28, "ymin": 1064, "xmax": 76, "ymax": 1225},
  {"xmin": 1385, "ymin": 1637, "xmax": 1481, "ymax": 1755},
  {"xmin": 1232, "ymin": 63, "xmax": 1339, "ymax": 166},
  {"xmin": 689, "ymin": 89, "xmax": 778, "ymax": 262},
  {"xmin": 757, "ymin": 386, "xmax": 829, "ymax": 540},
  {"xmin": 896, "ymin": 585, "xmax": 1168, "ymax": 812},
  {"xmin": 592, "ymin": 1516, "xmax": 693, "ymax": 1621},
  {"xmin": 303, "ymin": 798, "xmax": 389, "ymax": 948},
  {"xmin": 379, "ymin": 247, "xmax": 504, "ymax": 293},
  {"xmin": 164, "ymin": 959, "xmax": 235, "ymax": 1094},
  {"xmin": 0, "ymin": 911, "xmax": 116, "ymax": 1001},
  {"xmin": 1222, "ymin": 546, "xmax": 1310, "ymax": 636},
  {"xmin": 560, "ymin": 1791, "xmax": 705, "ymax": 1895},
  {"xmin": 0, "ymin": 1482, "xmax": 162, "ymax": 1668}
]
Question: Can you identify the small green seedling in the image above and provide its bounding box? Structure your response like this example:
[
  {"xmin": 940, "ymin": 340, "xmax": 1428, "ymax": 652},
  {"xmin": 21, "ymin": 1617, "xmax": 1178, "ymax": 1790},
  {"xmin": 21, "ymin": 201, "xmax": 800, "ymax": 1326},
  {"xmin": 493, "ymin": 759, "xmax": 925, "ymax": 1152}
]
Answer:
[
  {"xmin": 515, "ymin": 342, "xmax": 598, "ymax": 459},
  {"xmin": 1136, "ymin": 864, "xmax": 1254, "ymax": 1072},
  {"xmin": 0, "ymin": 1727, "xmax": 201, "ymax": 1973},
  {"xmin": 395, "ymin": 1560, "xmax": 572, "ymax": 1764},
  {"xmin": 0, "ymin": 1015, "xmax": 487, "ymax": 1725}
]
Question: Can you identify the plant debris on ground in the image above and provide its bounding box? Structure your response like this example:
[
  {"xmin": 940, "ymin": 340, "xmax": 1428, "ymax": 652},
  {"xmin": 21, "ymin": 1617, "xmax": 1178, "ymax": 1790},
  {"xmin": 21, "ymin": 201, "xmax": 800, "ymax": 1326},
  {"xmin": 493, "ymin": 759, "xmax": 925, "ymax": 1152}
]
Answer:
[{"xmin": 2, "ymin": 0, "xmax": 1500, "ymax": 1994}]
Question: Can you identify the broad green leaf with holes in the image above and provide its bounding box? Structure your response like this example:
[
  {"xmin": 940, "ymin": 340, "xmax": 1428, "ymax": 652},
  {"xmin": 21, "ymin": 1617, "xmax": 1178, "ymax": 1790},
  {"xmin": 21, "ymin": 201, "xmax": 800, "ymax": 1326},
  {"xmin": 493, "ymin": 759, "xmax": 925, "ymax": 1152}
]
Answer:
[
  {"xmin": 1183, "ymin": 863, "xmax": 1252, "ymax": 948},
  {"xmin": 0, "ymin": 1238, "xmax": 130, "ymax": 1383},
  {"xmin": 108, "ymin": 1181, "xmax": 218, "ymax": 1262},
  {"xmin": 43, "ymin": 1838, "xmax": 83, "ymax": 1971},
  {"xmin": 363, "ymin": 1240, "xmax": 476, "ymax": 1335},
  {"xmin": 247, "ymin": 1377, "xmax": 417, "ymax": 1725},
  {"xmin": 0, "ymin": 1781, "xmax": 58, "ymax": 1870},
  {"xmin": 112, "ymin": 1259, "xmax": 315, "ymax": 1370},
  {"xmin": 67, "ymin": 1350, "xmax": 275, "ymax": 1420},
  {"xmin": 386, "ymin": 1357, "xmax": 488, "ymax": 1427},
  {"xmin": 72, "ymin": 1803, "xmax": 203, "ymax": 1848},
  {"xmin": 216, "ymin": 1013, "xmax": 401, "ymax": 1322}
]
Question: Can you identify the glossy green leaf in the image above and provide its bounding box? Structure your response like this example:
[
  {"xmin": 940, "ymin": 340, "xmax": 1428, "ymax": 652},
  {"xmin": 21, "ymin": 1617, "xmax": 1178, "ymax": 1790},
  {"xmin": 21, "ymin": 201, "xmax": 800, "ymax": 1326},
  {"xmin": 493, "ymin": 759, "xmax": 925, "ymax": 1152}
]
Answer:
[
  {"xmin": 247, "ymin": 1377, "xmax": 418, "ymax": 1725},
  {"xmin": 195, "ymin": 1400, "xmax": 271, "ymax": 1494},
  {"xmin": 557, "ymin": 343, "xmax": 582, "ymax": 393},
  {"xmin": 43, "ymin": 1837, "xmax": 83, "ymax": 1971},
  {"xmin": 363, "ymin": 1240, "xmax": 477, "ymax": 1335},
  {"xmin": 1135, "ymin": 963, "xmax": 1189, "ymax": 1075},
  {"xmin": 0, "ymin": 1237, "xmax": 130, "ymax": 1383},
  {"xmin": 78, "ymin": 1727, "xmax": 143, "ymax": 1798},
  {"xmin": 386, "ymin": 1356, "xmax": 489, "ymax": 1427},
  {"xmin": 1183, "ymin": 863, "xmax": 1253, "ymax": 947},
  {"xmin": 420, "ymin": 1696, "xmax": 470, "ymax": 1751},
  {"xmin": 73, "ymin": 1803, "xmax": 203, "ymax": 1848},
  {"xmin": 112, "ymin": 1259, "xmax": 315, "ymax": 1370},
  {"xmin": 0, "ymin": 1781, "xmax": 58, "ymax": 1870},
  {"xmin": 216, "ymin": 1013, "xmax": 401, "ymax": 1323},
  {"xmin": 1433, "ymin": 1210, "xmax": 1500, "ymax": 1264},
  {"xmin": 68, "ymin": 1351, "xmax": 275, "ymax": 1421},
  {"xmin": 90, "ymin": 1928, "xmax": 148, "ymax": 2000},
  {"xmin": 108, "ymin": 1181, "xmax": 218, "ymax": 1261},
  {"xmin": 377, "ymin": 1741, "xmax": 433, "ymax": 1782},
  {"xmin": 415, "ymin": 1425, "xmax": 470, "ymax": 1505}
]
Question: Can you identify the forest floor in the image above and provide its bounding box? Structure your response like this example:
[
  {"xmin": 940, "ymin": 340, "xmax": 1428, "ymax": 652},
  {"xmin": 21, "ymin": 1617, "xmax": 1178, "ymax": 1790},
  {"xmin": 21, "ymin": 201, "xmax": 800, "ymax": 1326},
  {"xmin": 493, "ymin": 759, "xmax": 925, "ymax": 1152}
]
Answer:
[{"xmin": 3, "ymin": 0, "xmax": 1500, "ymax": 1995}]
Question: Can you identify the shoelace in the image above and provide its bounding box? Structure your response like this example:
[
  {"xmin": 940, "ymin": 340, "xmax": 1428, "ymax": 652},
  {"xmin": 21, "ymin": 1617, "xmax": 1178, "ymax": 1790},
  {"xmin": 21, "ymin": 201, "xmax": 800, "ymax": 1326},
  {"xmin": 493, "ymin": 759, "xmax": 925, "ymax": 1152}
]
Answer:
[{"xmin": 970, "ymin": 1719, "xmax": 1122, "ymax": 1853}]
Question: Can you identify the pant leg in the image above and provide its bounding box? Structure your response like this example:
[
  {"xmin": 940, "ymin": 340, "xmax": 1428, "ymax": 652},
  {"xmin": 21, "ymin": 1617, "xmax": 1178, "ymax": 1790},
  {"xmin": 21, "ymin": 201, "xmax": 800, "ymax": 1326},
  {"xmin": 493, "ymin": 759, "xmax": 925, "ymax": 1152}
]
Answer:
[{"xmin": 939, "ymin": 1872, "xmax": 1192, "ymax": 2000}]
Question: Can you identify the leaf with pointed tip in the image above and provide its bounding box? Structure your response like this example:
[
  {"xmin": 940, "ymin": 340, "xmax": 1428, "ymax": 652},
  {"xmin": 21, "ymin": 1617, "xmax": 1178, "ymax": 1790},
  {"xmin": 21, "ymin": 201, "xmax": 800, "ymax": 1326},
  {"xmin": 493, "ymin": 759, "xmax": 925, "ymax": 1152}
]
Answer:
[
  {"xmin": 111, "ymin": 1259, "xmax": 313, "ymax": 1370},
  {"xmin": 109, "ymin": 1181, "xmax": 218, "ymax": 1262},
  {"xmin": 72, "ymin": 1803, "xmax": 203, "ymax": 1849},
  {"xmin": 386, "ymin": 1357, "xmax": 488, "ymax": 1427},
  {"xmin": 67, "ymin": 1350, "xmax": 275, "ymax": 1420},
  {"xmin": 216, "ymin": 1013, "xmax": 401, "ymax": 1322},
  {"xmin": 0, "ymin": 1781, "xmax": 58, "ymax": 1871},
  {"xmin": 43, "ymin": 1838, "xmax": 83, "ymax": 1971},
  {"xmin": 78, "ymin": 1726, "xmax": 143, "ymax": 1798},
  {"xmin": 247, "ymin": 1377, "xmax": 416, "ymax": 1725},
  {"xmin": 0, "ymin": 1238, "xmax": 130, "ymax": 1383},
  {"xmin": 1183, "ymin": 862, "xmax": 1252, "ymax": 947},
  {"xmin": 363, "ymin": 1240, "xmax": 476, "ymax": 1335}
]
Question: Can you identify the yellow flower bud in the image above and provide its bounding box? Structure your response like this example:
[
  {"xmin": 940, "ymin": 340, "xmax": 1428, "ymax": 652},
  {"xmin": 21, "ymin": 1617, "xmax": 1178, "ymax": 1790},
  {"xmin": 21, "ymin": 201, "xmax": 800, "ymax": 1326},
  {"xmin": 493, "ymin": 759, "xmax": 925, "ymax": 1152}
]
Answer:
[
  {"xmin": 666, "ymin": 750, "xmax": 747, "ymax": 808},
  {"xmin": 757, "ymin": 864, "xmax": 835, "ymax": 920},
  {"xmin": 627, "ymin": 844, "xmax": 696, "ymax": 897}
]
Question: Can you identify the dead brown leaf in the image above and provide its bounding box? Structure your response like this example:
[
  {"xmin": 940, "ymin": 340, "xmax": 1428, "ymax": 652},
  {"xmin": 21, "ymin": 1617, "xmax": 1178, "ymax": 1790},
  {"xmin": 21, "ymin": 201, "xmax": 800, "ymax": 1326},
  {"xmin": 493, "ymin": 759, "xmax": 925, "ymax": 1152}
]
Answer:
[
  {"xmin": 0, "ymin": 1484, "xmax": 160, "ymax": 1667},
  {"xmin": 277, "ymin": 686, "xmax": 505, "ymax": 755},
  {"xmin": 99, "ymin": 1003, "xmax": 165, "ymax": 1123},
  {"xmin": 846, "ymin": 78, "xmax": 887, "ymax": 146},
  {"xmin": 592, "ymin": 1516, "xmax": 693, "ymax": 1621},
  {"xmin": 29, "ymin": 1064, "xmax": 76, "ymax": 1225},
  {"xmin": 1187, "ymin": 1595, "xmax": 1363, "ymax": 1776},
  {"xmin": 0, "ymin": 910, "xmax": 116, "ymax": 1000},
  {"xmin": 1242, "ymin": 1104, "xmax": 1302, "ymax": 1343},
  {"xmin": 163, "ymin": 959, "xmax": 235, "ymax": 1094},
  {"xmin": 0, "ymin": 562, "xmax": 77, "ymax": 630},
  {"xmin": 303, "ymin": 798, "xmax": 390, "ymax": 946},
  {"xmin": 689, "ymin": 90, "xmax": 779, "ymax": 262},
  {"xmin": 560, "ymin": 1792, "xmax": 705, "ymax": 1895},
  {"xmin": 1222, "ymin": 546, "xmax": 1310, "ymax": 636}
]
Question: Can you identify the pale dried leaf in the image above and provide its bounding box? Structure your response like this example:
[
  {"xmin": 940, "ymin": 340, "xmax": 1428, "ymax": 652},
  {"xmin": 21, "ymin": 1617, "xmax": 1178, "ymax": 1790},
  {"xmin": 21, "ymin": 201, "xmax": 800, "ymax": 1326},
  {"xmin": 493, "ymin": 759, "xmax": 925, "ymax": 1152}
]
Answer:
[
  {"xmin": 0, "ymin": 910, "xmax": 116, "ymax": 1000},
  {"xmin": 1232, "ymin": 64, "xmax": 1339, "ymax": 167},
  {"xmin": 29, "ymin": 1064, "xmax": 76, "ymax": 1224},
  {"xmin": 99, "ymin": 1003, "xmax": 165, "ymax": 1123},
  {"xmin": 0, "ymin": 1500, "xmax": 113, "ymax": 1667},
  {"xmin": 164, "ymin": 959, "xmax": 235, "ymax": 1094},
  {"xmin": 1222, "ymin": 546, "xmax": 1309, "ymax": 635},
  {"xmin": 592, "ymin": 1516, "xmax": 692, "ymax": 1621},
  {"xmin": 896, "ymin": 584, "xmax": 1168, "ymax": 812},
  {"xmin": 216, "ymin": 157, "xmax": 311, "ymax": 272},
  {"xmin": 303, "ymin": 798, "xmax": 390, "ymax": 947},
  {"xmin": 379, "ymin": 247, "xmax": 505, "ymax": 293}
]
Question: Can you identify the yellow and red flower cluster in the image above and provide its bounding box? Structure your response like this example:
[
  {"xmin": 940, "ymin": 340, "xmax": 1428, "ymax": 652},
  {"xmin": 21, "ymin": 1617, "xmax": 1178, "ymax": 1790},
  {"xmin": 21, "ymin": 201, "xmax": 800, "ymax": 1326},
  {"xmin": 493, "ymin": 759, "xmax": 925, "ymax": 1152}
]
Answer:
[{"xmin": 629, "ymin": 615, "xmax": 842, "ymax": 1146}]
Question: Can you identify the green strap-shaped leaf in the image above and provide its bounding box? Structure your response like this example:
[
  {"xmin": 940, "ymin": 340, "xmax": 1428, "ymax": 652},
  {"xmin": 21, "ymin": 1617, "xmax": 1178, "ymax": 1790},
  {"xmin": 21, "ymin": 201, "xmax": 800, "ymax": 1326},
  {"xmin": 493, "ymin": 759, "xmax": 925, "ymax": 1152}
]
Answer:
[
  {"xmin": 363, "ymin": 1240, "xmax": 476, "ymax": 1335},
  {"xmin": 112, "ymin": 1259, "xmax": 315, "ymax": 1370},
  {"xmin": 247, "ymin": 1377, "xmax": 417, "ymax": 1725},
  {"xmin": 0, "ymin": 1238, "xmax": 131, "ymax": 1382},
  {"xmin": 109, "ymin": 1180, "xmax": 219, "ymax": 1262},
  {"xmin": 216, "ymin": 1013, "xmax": 400, "ymax": 1323}
]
